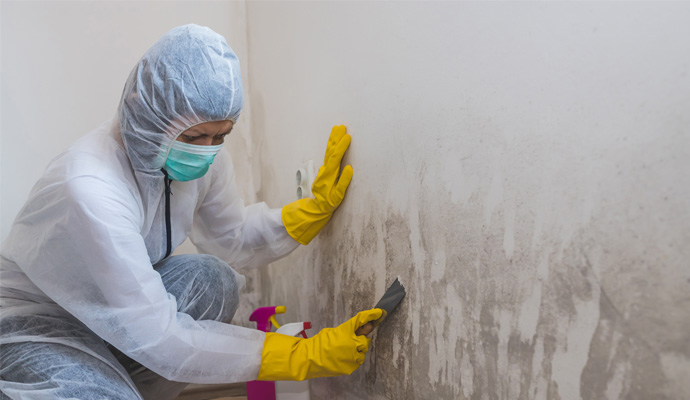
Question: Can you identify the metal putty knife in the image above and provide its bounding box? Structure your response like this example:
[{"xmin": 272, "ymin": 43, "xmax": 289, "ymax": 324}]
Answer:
[{"xmin": 355, "ymin": 278, "xmax": 406, "ymax": 336}]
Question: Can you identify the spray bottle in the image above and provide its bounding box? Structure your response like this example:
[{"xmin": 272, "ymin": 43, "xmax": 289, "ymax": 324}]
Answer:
[
  {"xmin": 275, "ymin": 322, "xmax": 311, "ymax": 400},
  {"xmin": 246, "ymin": 306, "xmax": 311, "ymax": 400}
]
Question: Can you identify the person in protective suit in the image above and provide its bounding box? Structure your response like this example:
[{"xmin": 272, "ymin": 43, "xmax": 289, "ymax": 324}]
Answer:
[{"xmin": 0, "ymin": 24, "xmax": 381, "ymax": 400}]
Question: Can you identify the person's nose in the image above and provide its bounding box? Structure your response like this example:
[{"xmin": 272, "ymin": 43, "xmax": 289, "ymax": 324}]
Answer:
[{"xmin": 198, "ymin": 137, "xmax": 214, "ymax": 146}]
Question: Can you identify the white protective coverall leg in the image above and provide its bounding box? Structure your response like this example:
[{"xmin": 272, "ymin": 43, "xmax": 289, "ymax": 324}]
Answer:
[
  {"xmin": 0, "ymin": 23, "xmax": 299, "ymax": 398},
  {"xmin": 1, "ymin": 254, "xmax": 243, "ymax": 400}
]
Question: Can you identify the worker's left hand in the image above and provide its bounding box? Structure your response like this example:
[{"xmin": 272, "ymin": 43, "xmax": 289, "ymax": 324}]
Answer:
[{"xmin": 282, "ymin": 125, "xmax": 353, "ymax": 245}]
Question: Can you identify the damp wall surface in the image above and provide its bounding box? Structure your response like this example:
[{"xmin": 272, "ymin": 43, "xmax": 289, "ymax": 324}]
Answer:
[{"xmin": 241, "ymin": 2, "xmax": 690, "ymax": 399}]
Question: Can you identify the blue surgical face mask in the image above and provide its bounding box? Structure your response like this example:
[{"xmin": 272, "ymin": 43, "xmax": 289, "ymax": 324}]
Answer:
[{"xmin": 164, "ymin": 141, "xmax": 223, "ymax": 181}]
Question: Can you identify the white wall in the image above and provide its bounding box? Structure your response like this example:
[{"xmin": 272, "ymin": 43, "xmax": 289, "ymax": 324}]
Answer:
[
  {"xmin": 3, "ymin": 2, "xmax": 689, "ymax": 398},
  {"xmin": 0, "ymin": 0, "xmax": 254, "ymax": 241},
  {"xmin": 244, "ymin": 2, "xmax": 690, "ymax": 399}
]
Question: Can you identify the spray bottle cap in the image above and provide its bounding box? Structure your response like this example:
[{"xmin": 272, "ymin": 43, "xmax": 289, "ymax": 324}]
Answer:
[{"xmin": 249, "ymin": 306, "xmax": 286, "ymax": 332}]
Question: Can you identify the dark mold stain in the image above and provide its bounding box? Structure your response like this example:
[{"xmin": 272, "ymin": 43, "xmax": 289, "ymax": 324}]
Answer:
[
  {"xmin": 580, "ymin": 285, "xmax": 671, "ymax": 400},
  {"xmin": 259, "ymin": 179, "xmax": 688, "ymax": 399}
]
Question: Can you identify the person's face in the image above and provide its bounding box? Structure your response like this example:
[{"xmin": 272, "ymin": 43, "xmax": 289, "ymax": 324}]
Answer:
[{"xmin": 176, "ymin": 120, "xmax": 234, "ymax": 146}]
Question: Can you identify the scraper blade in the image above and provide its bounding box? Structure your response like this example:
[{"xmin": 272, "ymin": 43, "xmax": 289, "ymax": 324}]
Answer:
[{"xmin": 355, "ymin": 278, "xmax": 406, "ymax": 336}]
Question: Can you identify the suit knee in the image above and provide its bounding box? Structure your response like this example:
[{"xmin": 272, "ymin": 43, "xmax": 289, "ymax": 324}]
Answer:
[{"xmin": 170, "ymin": 255, "xmax": 240, "ymax": 322}]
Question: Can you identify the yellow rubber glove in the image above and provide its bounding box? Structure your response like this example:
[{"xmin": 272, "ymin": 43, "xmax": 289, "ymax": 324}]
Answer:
[
  {"xmin": 282, "ymin": 125, "xmax": 353, "ymax": 245},
  {"xmin": 257, "ymin": 308, "xmax": 383, "ymax": 381}
]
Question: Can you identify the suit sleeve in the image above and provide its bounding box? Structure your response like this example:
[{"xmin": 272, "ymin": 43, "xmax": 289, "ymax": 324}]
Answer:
[{"xmin": 190, "ymin": 151, "xmax": 299, "ymax": 269}]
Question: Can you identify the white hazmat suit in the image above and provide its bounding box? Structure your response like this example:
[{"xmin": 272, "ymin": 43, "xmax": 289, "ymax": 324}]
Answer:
[{"xmin": 0, "ymin": 24, "xmax": 299, "ymax": 398}]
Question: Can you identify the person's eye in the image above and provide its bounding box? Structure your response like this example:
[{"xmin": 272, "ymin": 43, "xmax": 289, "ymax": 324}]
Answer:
[{"xmin": 182, "ymin": 134, "xmax": 198, "ymax": 141}]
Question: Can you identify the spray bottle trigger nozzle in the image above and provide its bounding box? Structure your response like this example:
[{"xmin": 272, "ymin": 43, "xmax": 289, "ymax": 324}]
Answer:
[
  {"xmin": 269, "ymin": 315, "xmax": 281, "ymax": 330},
  {"xmin": 299, "ymin": 322, "xmax": 312, "ymax": 338}
]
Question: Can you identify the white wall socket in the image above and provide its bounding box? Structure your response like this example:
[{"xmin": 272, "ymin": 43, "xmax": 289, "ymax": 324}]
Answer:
[{"xmin": 296, "ymin": 160, "xmax": 317, "ymax": 199}]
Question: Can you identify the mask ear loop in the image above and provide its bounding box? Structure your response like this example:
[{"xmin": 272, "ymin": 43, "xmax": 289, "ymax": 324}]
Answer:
[{"xmin": 157, "ymin": 135, "xmax": 176, "ymax": 169}]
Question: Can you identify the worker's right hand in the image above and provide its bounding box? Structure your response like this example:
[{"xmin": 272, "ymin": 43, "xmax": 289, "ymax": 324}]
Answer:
[{"xmin": 257, "ymin": 308, "xmax": 383, "ymax": 381}]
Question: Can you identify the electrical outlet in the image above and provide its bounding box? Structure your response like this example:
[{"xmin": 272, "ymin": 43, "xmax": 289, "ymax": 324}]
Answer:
[{"xmin": 296, "ymin": 160, "xmax": 316, "ymax": 199}]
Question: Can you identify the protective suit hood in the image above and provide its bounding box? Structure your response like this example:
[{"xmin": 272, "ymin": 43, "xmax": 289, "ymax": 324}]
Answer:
[{"xmin": 118, "ymin": 24, "xmax": 243, "ymax": 176}]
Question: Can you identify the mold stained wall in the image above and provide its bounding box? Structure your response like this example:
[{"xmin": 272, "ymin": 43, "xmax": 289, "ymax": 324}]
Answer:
[{"xmin": 237, "ymin": 2, "xmax": 690, "ymax": 399}]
